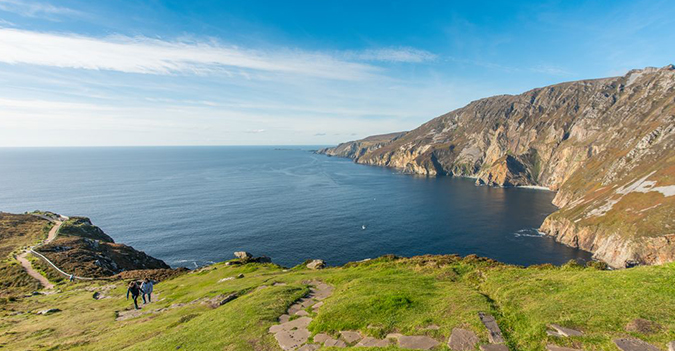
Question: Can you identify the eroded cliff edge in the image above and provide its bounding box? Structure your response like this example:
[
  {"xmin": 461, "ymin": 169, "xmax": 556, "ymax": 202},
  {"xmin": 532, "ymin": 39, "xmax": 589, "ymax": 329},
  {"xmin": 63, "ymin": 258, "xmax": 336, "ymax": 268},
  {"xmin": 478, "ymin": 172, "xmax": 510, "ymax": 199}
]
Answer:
[{"xmin": 318, "ymin": 65, "xmax": 675, "ymax": 268}]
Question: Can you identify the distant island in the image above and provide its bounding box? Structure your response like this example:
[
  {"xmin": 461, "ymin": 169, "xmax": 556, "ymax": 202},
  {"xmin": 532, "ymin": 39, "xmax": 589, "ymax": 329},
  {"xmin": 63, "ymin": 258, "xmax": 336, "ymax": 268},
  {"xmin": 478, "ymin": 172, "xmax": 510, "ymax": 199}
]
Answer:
[{"xmin": 318, "ymin": 65, "xmax": 675, "ymax": 269}]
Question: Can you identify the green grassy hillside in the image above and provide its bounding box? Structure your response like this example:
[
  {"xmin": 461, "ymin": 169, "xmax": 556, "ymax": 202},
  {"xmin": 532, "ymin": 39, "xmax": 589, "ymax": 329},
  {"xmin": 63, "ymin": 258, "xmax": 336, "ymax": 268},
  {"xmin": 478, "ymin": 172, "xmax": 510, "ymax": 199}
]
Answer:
[
  {"xmin": 1, "ymin": 255, "xmax": 673, "ymax": 351},
  {"xmin": 0, "ymin": 213, "xmax": 53, "ymax": 297}
]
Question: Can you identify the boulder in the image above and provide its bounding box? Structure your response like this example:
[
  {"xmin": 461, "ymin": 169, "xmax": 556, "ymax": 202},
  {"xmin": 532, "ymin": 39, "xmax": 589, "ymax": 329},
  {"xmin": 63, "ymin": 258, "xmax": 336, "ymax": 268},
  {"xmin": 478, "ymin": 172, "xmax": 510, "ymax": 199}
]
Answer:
[
  {"xmin": 37, "ymin": 308, "xmax": 61, "ymax": 315},
  {"xmin": 234, "ymin": 251, "xmax": 252, "ymax": 260},
  {"xmin": 217, "ymin": 293, "xmax": 238, "ymax": 306},
  {"xmin": 448, "ymin": 328, "xmax": 479, "ymax": 351},
  {"xmin": 236, "ymin": 273, "xmax": 244, "ymax": 279},
  {"xmin": 481, "ymin": 344, "xmax": 509, "ymax": 351},
  {"xmin": 625, "ymin": 318, "xmax": 662, "ymax": 334},
  {"xmin": 306, "ymin": 259, "xmax": 326, "ymax": 270}
]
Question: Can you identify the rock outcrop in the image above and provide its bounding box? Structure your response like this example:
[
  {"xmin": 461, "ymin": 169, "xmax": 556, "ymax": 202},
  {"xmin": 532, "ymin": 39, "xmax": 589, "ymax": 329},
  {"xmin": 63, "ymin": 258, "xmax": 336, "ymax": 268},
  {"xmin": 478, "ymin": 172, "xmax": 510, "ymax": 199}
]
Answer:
[
  {"xmin": 317, "ymin": 65, "xmax": 675, "ymax": 268},
  {"xmin": 36, "ymin": 217, "xmax": 169, "ymax": 277}
]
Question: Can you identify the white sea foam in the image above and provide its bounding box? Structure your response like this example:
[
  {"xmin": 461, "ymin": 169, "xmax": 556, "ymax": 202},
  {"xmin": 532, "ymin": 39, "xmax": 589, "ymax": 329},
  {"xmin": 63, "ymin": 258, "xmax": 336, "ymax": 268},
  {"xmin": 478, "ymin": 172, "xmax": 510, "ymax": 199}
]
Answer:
[
  {"xmin": 517, "ymin": 185, "xmax": 553, "ymax": 191},
  {"xmin": 513, "ymin": 228, "xmax": 546, "ymax": 238}
]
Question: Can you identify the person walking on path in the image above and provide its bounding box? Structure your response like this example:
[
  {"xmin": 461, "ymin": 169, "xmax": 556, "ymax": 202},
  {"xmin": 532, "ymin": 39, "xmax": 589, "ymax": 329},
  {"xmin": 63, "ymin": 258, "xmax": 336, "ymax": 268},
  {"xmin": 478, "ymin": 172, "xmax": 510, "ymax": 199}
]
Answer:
[
  {"xmin": 126, "ymin": 281, "xmax": 141, "ymax": 310},
  {"xmin": 140, "ymin": 278, "xmax": 154, "ymax": 304}
]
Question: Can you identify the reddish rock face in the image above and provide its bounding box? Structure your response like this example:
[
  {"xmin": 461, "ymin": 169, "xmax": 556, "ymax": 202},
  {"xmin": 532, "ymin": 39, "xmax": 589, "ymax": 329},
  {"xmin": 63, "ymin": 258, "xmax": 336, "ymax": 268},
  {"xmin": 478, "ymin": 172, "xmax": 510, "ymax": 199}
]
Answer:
[{"xmin": 319, "ymin": 65, "xmax": 675, "ymax": 268}]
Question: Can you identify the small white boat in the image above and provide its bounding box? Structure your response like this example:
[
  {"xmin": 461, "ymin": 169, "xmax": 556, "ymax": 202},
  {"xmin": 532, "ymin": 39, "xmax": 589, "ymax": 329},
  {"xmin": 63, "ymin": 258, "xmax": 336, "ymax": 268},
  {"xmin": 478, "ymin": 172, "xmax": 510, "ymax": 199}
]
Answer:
[{"xmin": 362, "ymin": 225, "xmax": 366, "ymax": 230}]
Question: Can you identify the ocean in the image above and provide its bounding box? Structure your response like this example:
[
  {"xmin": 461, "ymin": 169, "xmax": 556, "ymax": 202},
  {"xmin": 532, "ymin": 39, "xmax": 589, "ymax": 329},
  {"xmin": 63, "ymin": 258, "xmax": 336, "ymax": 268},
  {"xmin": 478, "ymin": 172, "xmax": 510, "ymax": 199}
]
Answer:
[{"xmin": 0, "ymin": 146, "xmax": 592, "ymax": 267}]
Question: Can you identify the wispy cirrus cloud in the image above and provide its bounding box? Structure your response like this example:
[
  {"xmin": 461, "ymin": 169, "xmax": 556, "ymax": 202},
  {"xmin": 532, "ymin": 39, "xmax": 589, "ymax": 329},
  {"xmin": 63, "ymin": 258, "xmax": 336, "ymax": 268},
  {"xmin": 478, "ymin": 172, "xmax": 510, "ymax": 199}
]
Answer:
[
  {"xmin": 0, "ymin": 28, "xmax": 382, "ymax": 80},
  {"xmin": 0, "ymin": 0, "xmax": 81, "ymax": 18},
  {"xmin": 345, "ymin": 47, "xmax": 437, "ymax": 63}
]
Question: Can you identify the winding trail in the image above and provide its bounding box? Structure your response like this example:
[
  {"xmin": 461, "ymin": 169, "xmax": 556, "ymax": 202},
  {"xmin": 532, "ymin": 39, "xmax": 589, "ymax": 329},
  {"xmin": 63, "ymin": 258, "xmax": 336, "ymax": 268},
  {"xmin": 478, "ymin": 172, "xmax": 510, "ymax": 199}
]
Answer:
[{"xmin": 15, "ymin": 217, "xmax": 65, "ymax": 290}]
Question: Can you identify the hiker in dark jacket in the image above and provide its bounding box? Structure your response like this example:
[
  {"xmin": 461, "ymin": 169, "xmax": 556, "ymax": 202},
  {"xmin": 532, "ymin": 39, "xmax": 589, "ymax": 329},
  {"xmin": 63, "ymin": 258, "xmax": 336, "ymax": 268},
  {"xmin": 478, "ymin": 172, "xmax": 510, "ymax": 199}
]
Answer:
[{"xmin": 126, "ymin": 281, "xmax": 141, "ymax": 310}]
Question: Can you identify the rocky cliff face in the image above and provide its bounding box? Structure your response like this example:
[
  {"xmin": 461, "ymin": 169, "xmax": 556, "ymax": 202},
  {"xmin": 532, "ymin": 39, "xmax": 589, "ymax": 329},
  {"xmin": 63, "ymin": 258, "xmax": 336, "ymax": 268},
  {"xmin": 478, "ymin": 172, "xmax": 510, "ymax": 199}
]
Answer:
[
  {"xmin": 37, "ymin": 217, "xmax": 170, "ymax": 277},
  {"xmin": 317, "ymin": 132, "xmax": 407, "ymax": 159},
  {"xmin": 317, "ymin": 65, "xmax": 675, "ymax": 268}
]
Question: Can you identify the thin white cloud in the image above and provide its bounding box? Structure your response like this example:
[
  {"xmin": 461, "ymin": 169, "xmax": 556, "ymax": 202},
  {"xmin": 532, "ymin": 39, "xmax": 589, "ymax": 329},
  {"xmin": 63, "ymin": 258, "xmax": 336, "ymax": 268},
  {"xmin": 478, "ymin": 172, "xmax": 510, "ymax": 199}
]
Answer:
[
  {"xmin": 0, "ymin": 28, "xmax": 378, "ymax": 80},
  {"xmin": 346, "ymin": 47, "xmax": 437, "ymax": 63},
  {"xmin": 245, "ymin": 129, "xmax": 265, "ymax": 133},
  {"xmin": 0, "ymin": 0, "xmax": 81, "ymax": 18},
  {"xmin": 531, "ymin": 64, "xmax": 573, "ymax": 76}
]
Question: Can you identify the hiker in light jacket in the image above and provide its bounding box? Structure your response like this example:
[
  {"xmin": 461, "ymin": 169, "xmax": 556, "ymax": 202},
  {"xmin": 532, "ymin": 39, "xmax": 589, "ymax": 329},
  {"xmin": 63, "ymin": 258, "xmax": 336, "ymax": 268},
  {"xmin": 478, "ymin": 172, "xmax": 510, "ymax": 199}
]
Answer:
[{"xmin": 140, "ymin": 278, "xmax": 154, "ymax": 304}]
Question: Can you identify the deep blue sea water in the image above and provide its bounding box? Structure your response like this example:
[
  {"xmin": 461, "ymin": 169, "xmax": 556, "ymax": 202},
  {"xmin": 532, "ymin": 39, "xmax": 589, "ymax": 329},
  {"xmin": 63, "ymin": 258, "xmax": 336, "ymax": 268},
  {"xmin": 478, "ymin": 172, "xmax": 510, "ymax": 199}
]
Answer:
[{"xmin": 0, "ymin": 146, "xmax": 591, "ymax": 267}]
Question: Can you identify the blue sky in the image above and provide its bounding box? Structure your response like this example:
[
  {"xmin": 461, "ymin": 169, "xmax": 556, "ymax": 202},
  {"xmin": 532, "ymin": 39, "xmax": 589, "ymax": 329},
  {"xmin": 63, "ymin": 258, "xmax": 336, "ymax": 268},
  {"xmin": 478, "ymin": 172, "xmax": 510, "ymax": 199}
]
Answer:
[{"xmin": 0, "ymin": 0, "xmax": 673, "ymax": 146}]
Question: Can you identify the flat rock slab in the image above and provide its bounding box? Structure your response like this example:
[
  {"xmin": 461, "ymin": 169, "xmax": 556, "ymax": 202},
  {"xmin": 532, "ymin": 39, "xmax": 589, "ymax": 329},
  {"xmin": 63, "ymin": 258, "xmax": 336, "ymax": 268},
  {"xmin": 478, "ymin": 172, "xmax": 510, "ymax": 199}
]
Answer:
[
  {"xmin": 297, "ymin": 344, "xmax": 320, "ymax": 351},
  {"xmin": 357, "ymin": 337, "xmax": 392, "ymax": 347},
  {"xmin": 295, "ymin": 310, "xmax": 310, "ymax": 317},
  {"xmin": 324, "ymin": 338, "xmax": 347, "ymax": 347},
  {"xmin": 479, "ymin": 312, "xmax": 505, "ymax": 344},
  {"xmin": 481, "ymin": 344, "xmax": 509, "ymax": 351},
  {"xmin": 313, "ymin": 333, "xmax": 330, "ymax": 344},
  {"xmin": 397, "ymin": 335, "xmax": 440, "ymax": 350},
  {"xmin": 312, "ymin": 301, "xmax": 324, "ymax": 310},
  {"xmin": 547, "ymin": 330, "xmax": 564, "ymax": 337},
  {"xmin": 306, "ymin": 281, "xmax": 334, "ymax": 300},
  {"xmin": 279, "ymin": 314, "xmax": 290, "ymax": 323},
  {"xmin": 547, "ymin": 345, "xmax": 582, "ymax": 351},
  {"xmin": 275, "ymin": 329, "xmax": 311, "ymax": 350},
  {"xmin": 288, "ymin": 298, "xmax": 316, "ymax": 314},
  {"xmin": 269, "ymin": 317, "xmax": 312, "ymax": 333},
  {"xmin": 614, "ymin": 338, "xmax": 661, "ymax": 351},
  {"xmin": 448, "ymin": 328, "xmax": 479, "ymax": 351},
  {"xmin": 550, "ymin": 324, "xmax": 583, "ymax": 337},
  {"xmin": 668, "ymin": 341, "xmax": 675, "ymax": 351},
  {"xmin": 340, "ymin": 331, "xmax": 362, "ymax": 344}
]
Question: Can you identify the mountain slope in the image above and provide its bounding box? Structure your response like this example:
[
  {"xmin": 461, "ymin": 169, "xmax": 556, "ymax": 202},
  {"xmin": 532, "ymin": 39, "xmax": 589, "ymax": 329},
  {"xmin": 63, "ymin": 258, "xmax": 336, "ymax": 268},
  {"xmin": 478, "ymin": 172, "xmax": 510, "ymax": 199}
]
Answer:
[{"xmin": 317, "ymin": 65, "xmax": 675, "ymax": 268}]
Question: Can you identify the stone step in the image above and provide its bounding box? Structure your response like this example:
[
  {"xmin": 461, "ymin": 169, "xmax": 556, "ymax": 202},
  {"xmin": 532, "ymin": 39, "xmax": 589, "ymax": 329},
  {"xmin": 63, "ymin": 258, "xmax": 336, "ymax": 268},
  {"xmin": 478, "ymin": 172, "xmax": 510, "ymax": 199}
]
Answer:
[
  {"xmin": 479, "ymin": 312, "xmax": 505, "ymax": 344},
  {"xmin": 613, "ymin": 338, "xmax": 661, "ymax": 351},
  {"xmin": 448, "ymin": 328, "xmax": 479, "ymax": 351},
  {"xmin": 339, "ymin": 331, "xmax": 362, "ymax": 344},
  {"xmin": 549, "ymin": 324, "xmax": 583, "ymax": 337},
  {"xmin": 356, "ymin": 337, "xmax": 392, "ymax": 347},
  {"xmin": 396, "ymin": 335, "xmax": 440, "ymax": 350},
  {"xmin": 547, "ymin": 345, "xmax": 583, "ymax": 351},
  {"xmin": 480, "ymin": 344, "xmax": 509, "ymax": 351}
]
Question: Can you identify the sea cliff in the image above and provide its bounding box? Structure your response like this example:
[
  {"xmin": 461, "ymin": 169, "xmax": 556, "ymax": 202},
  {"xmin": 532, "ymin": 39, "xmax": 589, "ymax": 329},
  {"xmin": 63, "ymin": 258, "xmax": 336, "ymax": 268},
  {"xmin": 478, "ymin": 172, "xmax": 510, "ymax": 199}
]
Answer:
[{"xmin": 318, "ymin": 65, "xmax": 675, "ymax": 268}]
